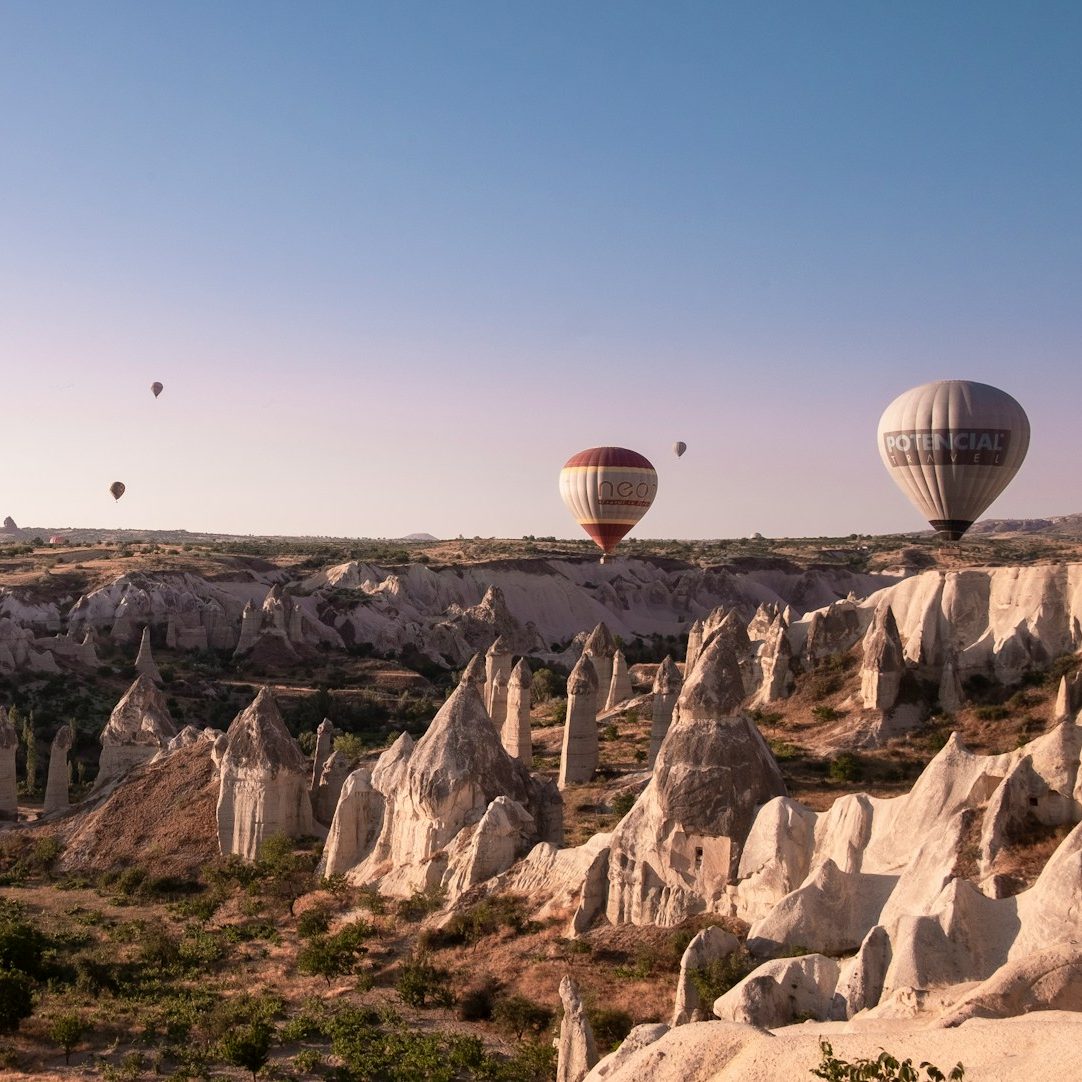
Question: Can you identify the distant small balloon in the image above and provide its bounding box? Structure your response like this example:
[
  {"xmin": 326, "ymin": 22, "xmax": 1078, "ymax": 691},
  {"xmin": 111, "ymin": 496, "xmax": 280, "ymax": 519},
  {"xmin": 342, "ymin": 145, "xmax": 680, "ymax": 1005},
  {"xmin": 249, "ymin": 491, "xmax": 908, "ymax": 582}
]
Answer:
[
  {"xmin": 673, "ymin": 441, "xmax": 687, "ymax": 458},
  {"xmin": 109, "ymin": 481, "xmax": 126, "ymax": 501},
  {"xmin": 151, "ymin": 382, "xmax": 164, "ymax": 398}
]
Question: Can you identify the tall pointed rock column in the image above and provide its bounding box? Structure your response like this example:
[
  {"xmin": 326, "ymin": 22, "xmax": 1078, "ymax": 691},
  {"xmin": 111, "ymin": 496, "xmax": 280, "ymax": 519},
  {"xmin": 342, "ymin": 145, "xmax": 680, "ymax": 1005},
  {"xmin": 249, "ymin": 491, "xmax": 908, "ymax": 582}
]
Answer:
[
  {"xmin": 860, "ymin": 604, "xmax": 905, "ymax": 712},
  {"xmin": 484, "ymin": 636, "xmax": 514, "ymax": 731},
  {"xmin": 582, "ymin": 623, "xmax": 616, "ymax": 714},
  {"xmin": 460, "ymin": 653, "xmax": 487, "ymax": 692},
  {"xmin": 311, "ymin": 718, "xmax": 334, "ymax": 794},
  {"xmin": 648, "ymin": 656, "xmax": 682, "ymax": 768},
  {"xmin": 216, "ymin": 687, "xmax": 315, "ymax": 861},
  {"xmin": 0, "ymin": 709, "xmax": 16, "ymax": 820},
  {"xmin": 135, "ymin": 626, "xmax": 162, "ymax": 683},
  {"xmin": 604, "ymin": 649, "xmax": 633, "ymax": 711},
  {"xmin": 502, "ymin": 659, "xmax": 533, "ymax": 765},
  {"xmin": 557, "ymin": 975, "xmax": 599, "ymax": 1082},
  {"xmin": 684, "ymin": 618, "xmax": 704, "ymax": 676},
  {"xmin": 559, "ymin": 654, "xmax": 600, "ymax": 788},
  {"xmin": 44, "ymin": 725, "xmax": 72, "ymax": 814}
]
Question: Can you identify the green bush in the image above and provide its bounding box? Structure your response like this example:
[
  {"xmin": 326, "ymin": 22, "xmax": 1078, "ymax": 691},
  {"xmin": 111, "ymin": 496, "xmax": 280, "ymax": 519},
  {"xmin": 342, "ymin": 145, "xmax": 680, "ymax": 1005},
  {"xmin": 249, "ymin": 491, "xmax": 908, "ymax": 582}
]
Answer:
[
  {"xmin": 611, "ymin": 791, "xmax": 636, "ymax": 817},
  {"xmin": 530, "ymin": 668, "xmax": 560, "ymax": 704},
  {"xmin": 218, "ymin": 1020, "xmax": 273, "ymax": 1080},
  {"xmin": 828, "ymin": 752, "xmax": 864, "ymax": 783},
  {"xmin": 0, "ymin": 913, "xmax": 48, "ymax": 978},
  {"xmin": 586, "ymin": 1006, "xmax": 633, "ymax": 1053},
  {"xmin": 396, "ymin": 953, "xmax": 455, "ymax": 1008},
  {"xmin": 688, "ymin": 948, "xmax": 757, "ymax": 1003},
  {"xmin": 492, "ymin": 994, "xmax": 553, "ymax": 1039},
  {"xmin": 812, "ymin": 1039, "xmax": 964, "ymax": 1080},
  {"xmin": 49, "ymin": 1011, "xmax": 88, "ymax": 1064},
  {"xmin": 812, "ymin": 705, "xmax": 843, "ymax": 722},
  {"xmin": 0, "ymin": 970, "xmax": 33, "ymax": 1033}
]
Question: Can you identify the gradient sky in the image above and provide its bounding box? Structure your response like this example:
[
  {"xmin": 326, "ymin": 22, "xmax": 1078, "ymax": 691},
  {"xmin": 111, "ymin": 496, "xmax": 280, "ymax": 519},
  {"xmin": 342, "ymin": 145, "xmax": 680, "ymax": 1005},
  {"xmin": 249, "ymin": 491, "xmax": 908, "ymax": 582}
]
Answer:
[{"xmin": 2, "ymin": 2, "xmax": 1079, "ymax": 540}]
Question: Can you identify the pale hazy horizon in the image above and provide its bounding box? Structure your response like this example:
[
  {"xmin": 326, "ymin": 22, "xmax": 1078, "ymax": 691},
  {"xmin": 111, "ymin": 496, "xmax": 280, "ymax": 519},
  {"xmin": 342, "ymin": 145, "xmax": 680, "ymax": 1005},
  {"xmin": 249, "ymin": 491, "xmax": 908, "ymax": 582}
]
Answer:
[{"xmin": 3, "ymin": 3, "xmax": 1079, "ymax": 541}]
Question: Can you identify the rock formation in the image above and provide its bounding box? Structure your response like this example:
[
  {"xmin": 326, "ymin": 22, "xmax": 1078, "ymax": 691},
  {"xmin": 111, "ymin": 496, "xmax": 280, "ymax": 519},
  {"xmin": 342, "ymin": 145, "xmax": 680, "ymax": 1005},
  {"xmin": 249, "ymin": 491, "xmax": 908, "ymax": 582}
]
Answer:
[
  {"xmin": 0, "ymin": 709, "xmax": 16, "ymax": 819},
  {"xmin": 502, "ymin": 658, "xmax": 532, "ymax": 765},
  {"xmin": 559, "ymin": 654, "xmax": 600, "ymax": 788},
  {"xmin": 484, "ymin": 636, "xmax": 513, "ymax": 730},
  {"xmin": 583, "ymin": 623, "xmax": 617, "ymax": 710},
  {"xmin": 460, "ymin": 653, "xmax": 486, "ymax": 690},
  {"xmin": 310, "ymin": 719, "xmax": 334, "ymax": 794},
  {"xmin": 671, "ymin": 926, "xmax": 741, "ymax": 1025},
  {"xmin": 332, "ymin": 682, "xmax": 561, "ymax": 902},
  {"xmin": 312, "ymin": 750, "xmax": 350, "ymax": 826},
  {"xmin": 751, "ymin": 613, "xmax": 793, "ymax": 706},
  {"xmin": 96, "ymin": 675, "xmax": 178, "ymax": 789},
  {"xmin": 938, "ymin": 649, "xmax": 965, "ymax": 712},
  {"xmin": 684, "ymin": 619, "xmax": 704, "ymax": 676},
  {"xmin": 134, "ymin": 626, "xmax": 162, "ymax": 683},
  {"xmin": 44, "ymin": 724, "xmax": 72, "ymax": 814},
  {"xmin": 320, "ymin": 762, "xmax": 396, "ymax": 878},
  {"xmin": 648, "ymin": 656, "xmax": 681, "ymax": 768},
  {"xmin": 859, "ymin": 604, "xmax": 905, "ymax": 711},
  {"xmin": 1054, "ymin": 670, "xmax": 1082, "ymax": 721},
  {"xmin": 557, "ymin": 975, "xmax": 598, "ymax": 1082},
  {"xmin": 605, "ymin": 636, "xmax": 787, "ymax": 925},
  {"xmin": 216, "ymin": 687, "xmax": 315, "ymax": 860},
  {"xmin": 604, "ymin": 649, "xmax": 633, "ymax": 711}
]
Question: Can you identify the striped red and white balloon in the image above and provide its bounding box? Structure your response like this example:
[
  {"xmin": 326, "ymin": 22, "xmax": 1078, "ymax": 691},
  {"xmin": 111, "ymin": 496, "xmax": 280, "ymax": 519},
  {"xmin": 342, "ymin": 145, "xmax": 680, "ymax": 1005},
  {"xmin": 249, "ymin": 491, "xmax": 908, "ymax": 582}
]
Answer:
[
  {"xmin": 877, "ymin": 380, "xmax": 1030, "ymax": 540},
  {"xmin": 559, "ymin": 446, "xmax": 658, "ymax": 559}
]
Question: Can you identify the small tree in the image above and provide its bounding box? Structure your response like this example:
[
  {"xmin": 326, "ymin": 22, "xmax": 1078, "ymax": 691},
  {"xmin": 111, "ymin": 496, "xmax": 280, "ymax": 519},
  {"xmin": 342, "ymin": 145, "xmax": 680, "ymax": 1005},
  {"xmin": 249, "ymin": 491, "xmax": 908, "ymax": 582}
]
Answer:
[
  {"xmin": 49, "ymin": 1012, "xmax": 87, "ymax": 1064},
  {"xmin": 218, "ymin": 1020, "xmax": 273, "ymax": 1081},
  {"xmin": 0, "ymin": 970, "xmax": 33, "ymax": 1034}
]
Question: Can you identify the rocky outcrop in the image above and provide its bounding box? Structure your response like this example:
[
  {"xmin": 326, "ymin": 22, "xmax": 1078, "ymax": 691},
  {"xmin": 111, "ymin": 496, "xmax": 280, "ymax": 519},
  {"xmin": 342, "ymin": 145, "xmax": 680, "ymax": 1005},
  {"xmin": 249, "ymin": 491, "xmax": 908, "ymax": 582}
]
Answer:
[
  {"xmin": 559, "ymin": 654, "xmax": 600, "ymax": 788},
  {"xmin": 859, "ymin": 605, "xmax": 905, "ymax": 712},
  {"xmin": 671, "ymin": 926, "xmax": 741, "ymax": 1025},
  {"xmin": 801, "ymin": 598, "xmax": 863, "ymax": 665},
  {"xmin": 44, "ymin": 725, "xmax": 72, "ymax": 815},
  {"xmin": 684, "ymin": 619, "xmax": 704, "ymax": 676},
  {"xmin": 604, "ymin": 650, "xmax": 633, "ymax": 711},
  {"xmin": 134, "ymin": 626, "xmax": 162, "ymax": 683},
  {"xmin": 0, "ymin": 709, "xmax": 16, "ymax": 819},
  {"xmin": 96, "ymin": 675, "xmax": 178, "ymax": 789},
  {"xmin": 311, "ymin": 719, "xmax": 334, "ymax": 794},
  {"xmin": 714, "ymin": 953, "xmax": 841, "ymax": 1028},
  {"xmin": 751, "ymin": 613, "xmax": 792, "ymax": 707},
  {"xmin": 648, "ymin": 656, "xmax": 682, "ymax": 768},
  {"xmin": 320, "ymin": 759, "xmax": 399, "ymax": 878},
  {"xmin": 216, "ymin": 688, "xmax": 315, "ymax": 860},
  {"xmin": 605, "ymin": 636, "xmax": 787, "ymax": 926},
  {"xmin": 1054, "ymin": 670, "xmax": 1082, "ymax": 721},
  {"xmin": 337, "ymin": 683, "xmax": 562, "ymax": 902},
  {"xmin": 583, "ymin": 624, "xmax": 616, "ymax": 709},
  {"xmin": 312, "ymin": 750, "xmax": 350, "ymax": 827},
  {"xmin": 557, "ymin": 976, "xmax": 598, "ymax": 1082},
  {"xmin": 502, "ymin": 658, "xmax": 532, "ymax": 765},
  {"xmin": 484, "ymin": 636, "xmax": 513, "ymax": 731},
  {"xmin": 461, "ymin": 653, "xmax": 486, "ymax": 689}
]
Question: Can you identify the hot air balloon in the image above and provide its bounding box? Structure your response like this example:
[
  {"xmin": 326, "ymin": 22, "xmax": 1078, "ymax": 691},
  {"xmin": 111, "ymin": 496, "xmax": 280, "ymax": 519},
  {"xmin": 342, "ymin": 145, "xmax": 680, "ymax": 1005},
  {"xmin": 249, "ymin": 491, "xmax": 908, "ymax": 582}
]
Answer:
[
  {"xmin": 673, "ymin": 441, "xmax": 687, "ymax": 458},
  {"xmin": 559, "ymin": 447, "xmax": 657, "ymax": 561},
  {"xmin": 877, "ymin": 380, "xmax": 1030, "ymax": 540},
  {"xmin": 151, "ymin": 382, "xmax": 163, "ymax": 398},
  {"xmin": 109, "ymin": 481, "xmax": 126, "ymax": 501}
]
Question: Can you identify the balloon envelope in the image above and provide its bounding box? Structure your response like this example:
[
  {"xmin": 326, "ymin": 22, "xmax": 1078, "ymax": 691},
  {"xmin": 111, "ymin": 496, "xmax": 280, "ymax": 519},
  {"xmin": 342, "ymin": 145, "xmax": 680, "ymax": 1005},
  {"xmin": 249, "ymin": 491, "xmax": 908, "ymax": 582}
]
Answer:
[
  {"xmin": 877, "ymin": 380, "xmax": 1029, "ymax": 540},
  {"xmin": 151, "ymin": 382, "xmax": 163, "ymax": 398},
  {"xmin": 559, "ymin": 446, "xmax": 657, "ymax": 556},
  {"xmin": 673, "ymin": 441, "xmax": 687, "ymax": 457},
  {"xmin": 109, "ymin": 481, "xmax": 126, "ymax": 501}
]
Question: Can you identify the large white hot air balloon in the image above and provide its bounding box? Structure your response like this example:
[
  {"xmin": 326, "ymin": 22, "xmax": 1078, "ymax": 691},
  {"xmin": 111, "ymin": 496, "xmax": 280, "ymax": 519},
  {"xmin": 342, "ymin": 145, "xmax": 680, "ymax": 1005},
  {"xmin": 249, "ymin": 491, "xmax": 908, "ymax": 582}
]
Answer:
[
  {"xmin": 877, "ymin": 380, "xmax": 1030, "ymax": 540},
  {"xmin": 559, "ymin": 446, "xmax": 657, "ymax": 561}
]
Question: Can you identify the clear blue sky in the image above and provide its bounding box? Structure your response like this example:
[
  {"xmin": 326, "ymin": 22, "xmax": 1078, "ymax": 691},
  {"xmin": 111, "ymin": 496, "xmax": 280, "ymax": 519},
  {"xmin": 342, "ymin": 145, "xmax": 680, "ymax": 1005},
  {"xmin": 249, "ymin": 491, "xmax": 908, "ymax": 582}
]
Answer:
[{"xmin": 2, "ymin": 2, "xmax": 1079, "ymax": 539}]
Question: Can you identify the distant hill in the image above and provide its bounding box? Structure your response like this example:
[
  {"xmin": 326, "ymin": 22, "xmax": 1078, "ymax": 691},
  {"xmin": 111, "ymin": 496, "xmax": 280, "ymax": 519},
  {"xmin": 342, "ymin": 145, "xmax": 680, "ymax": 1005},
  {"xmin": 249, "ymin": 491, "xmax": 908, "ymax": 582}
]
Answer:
[
  {"xmin": 399, "ymin": 532, "xmax": 439, "ymax": 542},
  {"xmin": 969, "ymin": 513, "xmax": 1082, "ymax": 538}
]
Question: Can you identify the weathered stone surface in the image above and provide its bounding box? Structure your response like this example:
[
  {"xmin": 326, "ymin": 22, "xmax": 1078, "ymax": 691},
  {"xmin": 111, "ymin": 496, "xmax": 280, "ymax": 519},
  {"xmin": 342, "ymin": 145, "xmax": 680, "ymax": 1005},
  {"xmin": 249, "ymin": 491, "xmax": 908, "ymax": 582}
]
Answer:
[
  {"xmin": 0, "ymin": 708, "xmax": 17, "ymax": 819},
  {"xmin": 831, "ymin": 924, "xmax": 892, "ymax": 1020},
  {"xmin": 557, "ymin": 975, "xmax": 598, "ymax": 1082},
  {"xmin": 604, "ymin": 649, "xmax": 633, "ymax": 711},
  {"xmin": 134, "ymin": 626, "xmax": 162, "ymax": 683},
  {"xmin": 44, "ymin": 724, "xmax": 72, "ymax": 815},
  {"xmin": 605, "ymin": 636, "xmax": 787, "ymax": 926},
  {"xmin": 502, "ymin": 658, "xmax": 532, "ymax": 765},
  {"xmin": 216, "ymin": 687, "xmax": 315, "ymax": 860},
  {"xmin": 559, "ymin": 654, "xmax": 600, "ymax": 788},
  {"xmin": 1054, "ymin": 670, "xmax": 1082, "ymax": 721},
  {"xmin": 751, "ymin": 613, "xmax": 793, "ymax": 707},
  {"xmin": 311, "ymin": 719, "xmax": 334, "ymax": 795},
  {"xmin": 584, "ymin": 1024, "xmax": 669, "ymax": 1080},
  {"xmin": 672, "ymin": 926, "xmax": 742, "ymax": 1026},
  {"xmin": 313, "ymin": 750, "xmax": 350, "ymax": 827},
  {"xmin": 96, "ymin": 675, "xmax": 178, "ymax": 789},
  {"xmin": 713, "ymin": 953, "xmax": 841, "ymax": 1028},
  {"xmin": 484, "ymin": 635, "xmax": 513, "ymax": 731},
  {"xmin": 684, "ymin": 619, "xmax": 704, "ymax": 677},
  {"xmin": 648, "ymin": 656, "xmax": 682, "ymax": 768},
  {"xmin": 460, "ymin": 653, "xmax": 486, "ymax": 689},
  {"xmin": 583, "ymin": 623, "xmax": 616, "ymax": 709},
  {"xmin": 859, "ymin": 605, "xmax": 904, "ymax": 712},
  {"xmin": 319, "ymin": 758, "xmax": 398, "ymax": 878},
  {"xmin": 938, "ymin": 649, "xmax": 965, "ymax": 713},
  {"xmin": 340, "ymin": 683, "xmax": 562, "ymax": 902},
  {"xmin": 802, "ymin": 598, "xmax": 863, "ymax": 665}
]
